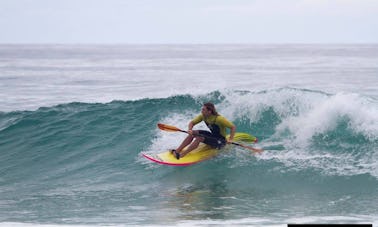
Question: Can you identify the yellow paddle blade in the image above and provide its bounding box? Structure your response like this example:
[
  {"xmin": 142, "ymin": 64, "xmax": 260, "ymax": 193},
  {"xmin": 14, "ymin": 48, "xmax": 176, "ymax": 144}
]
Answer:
[{"xmin": 157, "ymin": 123, "xmax": 183, "ymax": 132}]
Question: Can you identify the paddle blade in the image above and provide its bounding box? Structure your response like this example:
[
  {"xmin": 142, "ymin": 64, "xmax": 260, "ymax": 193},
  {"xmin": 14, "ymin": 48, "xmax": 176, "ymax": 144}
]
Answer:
[{"xmin": 157, "ymin": 123, "xmax": 183, "ymax": 132}]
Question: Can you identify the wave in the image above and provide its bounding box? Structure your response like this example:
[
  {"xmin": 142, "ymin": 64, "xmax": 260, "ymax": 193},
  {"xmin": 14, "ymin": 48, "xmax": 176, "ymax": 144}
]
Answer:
[
  {"xmin": 0, "ymin": 88, "xmax": 377, "ymax": 190},
  {"xmin": 1, "ymin": 87, "xmax": 378, "ymax": 225}
]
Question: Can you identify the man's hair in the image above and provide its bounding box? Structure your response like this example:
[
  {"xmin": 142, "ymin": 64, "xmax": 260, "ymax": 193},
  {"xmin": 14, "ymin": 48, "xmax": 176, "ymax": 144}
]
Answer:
[{"xmin": 203, "ymin": 102, "xmax": 219, "ymax": 115}]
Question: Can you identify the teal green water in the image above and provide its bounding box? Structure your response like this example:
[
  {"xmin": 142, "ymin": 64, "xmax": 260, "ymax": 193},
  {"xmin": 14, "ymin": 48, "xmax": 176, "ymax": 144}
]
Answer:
[{"xmin": 0, "ymin": 89, "xmax": 377, "ymax": 225}]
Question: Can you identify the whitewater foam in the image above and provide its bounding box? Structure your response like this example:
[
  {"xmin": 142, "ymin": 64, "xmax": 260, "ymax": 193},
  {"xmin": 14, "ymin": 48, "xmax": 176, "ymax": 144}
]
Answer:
[{"xmin": 278, "ymin": 92, "xmax": 378, "ymax": 145}]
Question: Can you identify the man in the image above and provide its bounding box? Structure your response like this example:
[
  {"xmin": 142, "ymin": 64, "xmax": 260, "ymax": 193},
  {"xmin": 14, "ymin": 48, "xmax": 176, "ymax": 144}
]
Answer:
[{"xmin": 171, "ymin": 102, "xmax": 236, "ymax": 159}]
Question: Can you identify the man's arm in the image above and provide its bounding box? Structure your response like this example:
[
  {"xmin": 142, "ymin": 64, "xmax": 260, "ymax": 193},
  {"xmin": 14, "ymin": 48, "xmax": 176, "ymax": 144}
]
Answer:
[{"xmin": 228, "ymin": 124, "xmax": 236, "ymax": 143}]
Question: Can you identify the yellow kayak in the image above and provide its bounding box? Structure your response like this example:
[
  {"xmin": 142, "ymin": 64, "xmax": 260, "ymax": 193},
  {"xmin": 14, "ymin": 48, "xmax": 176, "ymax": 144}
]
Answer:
[{"xmin": 142, "ymin": 132, "xmax": 257, "ymax": 166}]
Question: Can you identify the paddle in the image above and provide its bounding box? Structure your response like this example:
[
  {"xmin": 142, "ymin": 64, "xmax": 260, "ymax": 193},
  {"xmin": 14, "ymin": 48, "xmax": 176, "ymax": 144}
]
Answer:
[{"xmin": 157, "ymin": 123, "xmax": 263, "ymax": 154}]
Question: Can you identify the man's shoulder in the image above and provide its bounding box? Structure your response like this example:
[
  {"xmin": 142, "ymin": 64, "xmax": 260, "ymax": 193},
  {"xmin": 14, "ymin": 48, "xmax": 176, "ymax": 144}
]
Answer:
[
  {"xmin": 216, "ymin": 115, "xmax": 233, "ymax": 125},
  {"xmin": 192, "ymin": 114, "xmax": 204, "ymax": 122}
]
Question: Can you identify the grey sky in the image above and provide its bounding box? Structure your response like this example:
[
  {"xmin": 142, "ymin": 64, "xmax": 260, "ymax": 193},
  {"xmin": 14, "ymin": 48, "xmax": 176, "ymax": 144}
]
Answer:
[{"xmin": 1, "ymin": 0, "xmax": 378, "ymax": 44}]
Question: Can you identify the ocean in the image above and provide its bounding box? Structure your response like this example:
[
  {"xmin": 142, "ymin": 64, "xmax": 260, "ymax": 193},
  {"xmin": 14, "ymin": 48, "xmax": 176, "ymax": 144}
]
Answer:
[{"xmin": 0, "ymin": 44, "xmax": 377, "ymax": 226}]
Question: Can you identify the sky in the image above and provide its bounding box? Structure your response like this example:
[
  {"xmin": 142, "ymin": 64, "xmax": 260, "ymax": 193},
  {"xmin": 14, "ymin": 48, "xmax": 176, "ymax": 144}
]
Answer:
[{"xmin": 1, "ymin": 0, "xmax": 378, "ymax": 44}]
